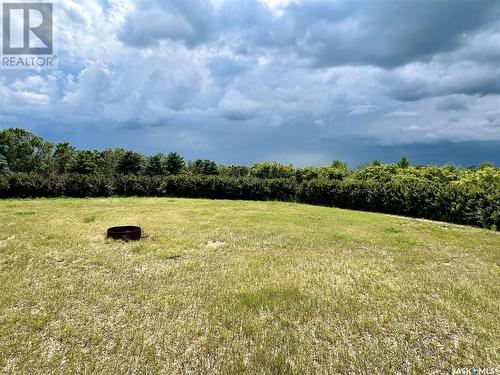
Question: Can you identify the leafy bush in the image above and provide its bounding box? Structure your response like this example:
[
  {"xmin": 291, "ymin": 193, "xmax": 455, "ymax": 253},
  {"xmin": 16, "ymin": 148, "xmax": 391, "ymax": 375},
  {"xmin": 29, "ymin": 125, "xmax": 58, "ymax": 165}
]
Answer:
[
  {"xmin": 218, "ymin": 164, "xmax": 249, "ymax": 178},
  {"xmin": 157, "ymin": 176, "xmax": 296, "ymax": 201},
  {"xmin": 1, "ymin": 172, "xmax": 498, "ymax": 230},
  {"xmin": 62, "ymin": 174, "xmax": 114, "ymax": 197},
  {"xmin": 295, "ymin": 162, "xmax": 349, "ymax": 182},
  {"xmin": 455, "ymin": 165, "xmax": 500, "ymax": 192},
  {"xmin": 250, "ymin": 162, "xmax": 295, "ymax": 179},
  {"xmin": 297, "ymin": 179, "xmax": 499, "ymax": 229},
  {"xmin": 0, "ymin": 173, "xmax": 296, "ymax": 202}
]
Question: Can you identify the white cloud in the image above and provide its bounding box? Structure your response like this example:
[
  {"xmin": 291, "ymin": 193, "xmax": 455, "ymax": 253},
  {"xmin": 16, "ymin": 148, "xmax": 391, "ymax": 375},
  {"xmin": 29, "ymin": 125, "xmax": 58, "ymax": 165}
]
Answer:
[
  {"xmin": 384, "ymin": 111, "xmax": 420, "ymax": 117},
  {"xmin": 218, "ymin": 89, "xmax": 260, "ymax": 121}
]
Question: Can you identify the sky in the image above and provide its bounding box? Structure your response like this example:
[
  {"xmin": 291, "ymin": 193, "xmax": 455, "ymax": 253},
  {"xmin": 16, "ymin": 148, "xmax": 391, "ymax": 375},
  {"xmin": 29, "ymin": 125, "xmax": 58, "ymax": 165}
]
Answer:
[{"xmin": 0, "ymin": 0, "xmax": 499, "ymax": 167}]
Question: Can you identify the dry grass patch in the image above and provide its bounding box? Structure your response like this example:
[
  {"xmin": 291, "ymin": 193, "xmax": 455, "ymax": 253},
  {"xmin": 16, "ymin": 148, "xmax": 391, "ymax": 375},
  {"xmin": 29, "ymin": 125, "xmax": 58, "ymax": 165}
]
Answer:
[{"xmin": 0, "ymin": 198, "xmax": 498, "ymax": 374}]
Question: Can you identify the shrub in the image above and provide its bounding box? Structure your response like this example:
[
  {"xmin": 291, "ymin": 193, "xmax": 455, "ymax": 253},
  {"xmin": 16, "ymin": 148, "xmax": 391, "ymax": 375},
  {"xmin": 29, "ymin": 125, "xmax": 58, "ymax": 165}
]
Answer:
[
  {"xmin": 297, "ymin": 179, "xmax": 499, "ymax": 230},
  {"xmin": 294, "ymin": 163, "xmax": 349, "ymax": 183},
  {"xmin": 218, "ymin": 165, "xmax": 249, "ymax": 178},
  {"xmin": 1, "ymin": 173, "xmax": 498, "ymax": 230},
  {"xmin": 157, "ymin": 176, "xmax": 296, "ymax": 201},
  {"xmin": 62, "ymin": 174, "xmax": 113, "ymax": 197},
  {"xmin": 249, "ymin": 162, "xmax": 295, "ymax": 179}
]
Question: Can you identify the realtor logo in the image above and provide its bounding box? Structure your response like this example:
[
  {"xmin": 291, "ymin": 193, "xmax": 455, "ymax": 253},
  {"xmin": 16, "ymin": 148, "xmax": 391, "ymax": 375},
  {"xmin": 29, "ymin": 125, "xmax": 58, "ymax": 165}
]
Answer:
[
  {"xmin": 1, "ymin": 1, "xmax": 57, "ymax": 69},
  {"xmin": 3, "ymin": 2, "xmax": 53, "ymax": 54}
]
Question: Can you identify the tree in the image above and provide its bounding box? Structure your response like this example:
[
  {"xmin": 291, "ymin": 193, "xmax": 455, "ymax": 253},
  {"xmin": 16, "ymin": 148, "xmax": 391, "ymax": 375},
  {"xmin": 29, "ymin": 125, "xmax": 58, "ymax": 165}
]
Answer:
[
  {"xmin": 53, "ymin": 142, "xmax": 75, "ymax": 174},
  {"xmin": 0, "ymin": 154, "xmax": 9, "ymax": 174},
  {"xmin": 165, "ymin": 152, "xmax": 185, "ymax": 175},
  {"xmin": 145, "ymin": 153, "xmax": 166, "ymax": 176},
  {"xmin": 397, "ymin": 156, "xmax": 410, "ymax": 169},
  {"xmin": 324, "ymin": 160, "xmax": 349, "ymax": 180},
  {"xmin": 0, "ymin": 128, "xmax": 53, "ymax": 173},
  {"xmin": 187, "ymin": 160, "xmax": 203, "ymax": 175},
  {"xmin": 249, "ymin": 161, "xmax": 294, "ymax": 179},
  {"xmin": 202, "ymin": 160, "xmax": 219, "ymax": 175},
  {"xmin": 218, "ymin": 164, "xmax": 249, "ymax": 178},
  {"xmin": 188, "ymin": 159, "xmax": 219, "ymax": 175},
  {"xmin": 67, "ymin": 150, "xmax": 103, "ymax": 175},
  {"xmin": 351, "ymin": 164, "xmax": 399, "ymax": 183},
  {"xmin": 295, "ymin": 167, "xmax": 320, "ymax": 182},
  {"xmin": 331, "ymin": 160, "xmax": 348, "ymax": 170},
  {"xmin": 100, "ymin": 148, "xmax": 125, "ymax": 176},
  {"xmin": 116, "ymin": 151, "xmax": 144, "ymax": 175}
]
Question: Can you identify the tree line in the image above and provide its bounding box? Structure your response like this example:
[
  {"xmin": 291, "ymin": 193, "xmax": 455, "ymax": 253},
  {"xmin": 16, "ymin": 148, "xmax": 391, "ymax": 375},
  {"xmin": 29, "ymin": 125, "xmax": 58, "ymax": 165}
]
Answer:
[
  {"xmin": 1, "ymin": 127, "xmax": 498, "ymax": 230},
  {"xmin": 1, "ymin": 128, "xmax": 498, "ymax": 186}
]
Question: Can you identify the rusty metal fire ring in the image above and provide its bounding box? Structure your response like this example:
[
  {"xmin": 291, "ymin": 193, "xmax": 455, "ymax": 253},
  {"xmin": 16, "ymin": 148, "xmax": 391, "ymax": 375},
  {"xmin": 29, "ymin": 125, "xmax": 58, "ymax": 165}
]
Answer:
[{"xmin": 107, "ymin": 226, "xmax": 142, "ymax": 241}]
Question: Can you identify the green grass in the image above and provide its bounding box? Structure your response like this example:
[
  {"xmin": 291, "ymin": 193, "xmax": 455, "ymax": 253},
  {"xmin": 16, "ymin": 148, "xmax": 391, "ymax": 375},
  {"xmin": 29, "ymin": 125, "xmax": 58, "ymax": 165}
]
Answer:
[
  {"xmin": 82, "ymin": 215, "xmax": 96, "ymax": 223},
  {"xmin": 0, "ymin": 198, "xmax": 498, "ymax": 374}
]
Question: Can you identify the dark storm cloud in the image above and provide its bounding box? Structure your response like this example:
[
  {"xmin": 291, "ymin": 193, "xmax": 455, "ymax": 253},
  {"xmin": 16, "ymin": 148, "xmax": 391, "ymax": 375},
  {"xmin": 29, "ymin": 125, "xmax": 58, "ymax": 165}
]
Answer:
[
  {"xmin": 2, "ymin": 0, "xmax": 499, "ymax": 168},
  {"xmin": 387, "ymin": 62, "xmax": 500, "ymax": 102},
  {"xmin": 436, "ymin": 95, "xmax": 472, "ymax": 112},
  {"xmin": 118, "ymin": 0, "xmax": 217, "ymax": 48},
  {"xmin": 281, "ymin": 0, "xmax": 500, "ymax": 68},
  {"xmin": 119, "ymin": 0, "xmax": 500, "ymax": 69}
]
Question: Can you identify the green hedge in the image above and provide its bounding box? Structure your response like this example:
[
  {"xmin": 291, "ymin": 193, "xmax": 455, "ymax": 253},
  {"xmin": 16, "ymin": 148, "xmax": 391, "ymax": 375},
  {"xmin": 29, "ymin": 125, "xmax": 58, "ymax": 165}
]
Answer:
[
  {"xmin": 0, "ymin": 173, "xmax": 296, "ymax": 201},
  {"xmin": 0, "ymin": 173, "xmax": 498, "ymax": 230},
  {"xmin": 297, "ymin": 179, "xmax": 499, "ymax": 229}
]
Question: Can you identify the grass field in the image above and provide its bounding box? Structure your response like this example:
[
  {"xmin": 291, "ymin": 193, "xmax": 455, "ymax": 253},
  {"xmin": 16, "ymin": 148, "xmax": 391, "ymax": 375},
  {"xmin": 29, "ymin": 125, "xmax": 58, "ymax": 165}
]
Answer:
[{"xmin": 0, "ymin": 198, "xmax": 499, "ymax": 374}]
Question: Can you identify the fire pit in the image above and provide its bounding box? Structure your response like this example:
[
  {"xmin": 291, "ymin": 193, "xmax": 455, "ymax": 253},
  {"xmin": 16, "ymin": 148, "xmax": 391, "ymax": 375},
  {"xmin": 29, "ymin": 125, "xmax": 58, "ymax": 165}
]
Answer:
[{"xmin": 107, "ymin": 226, "xmax": 142, "ymax": 241}]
